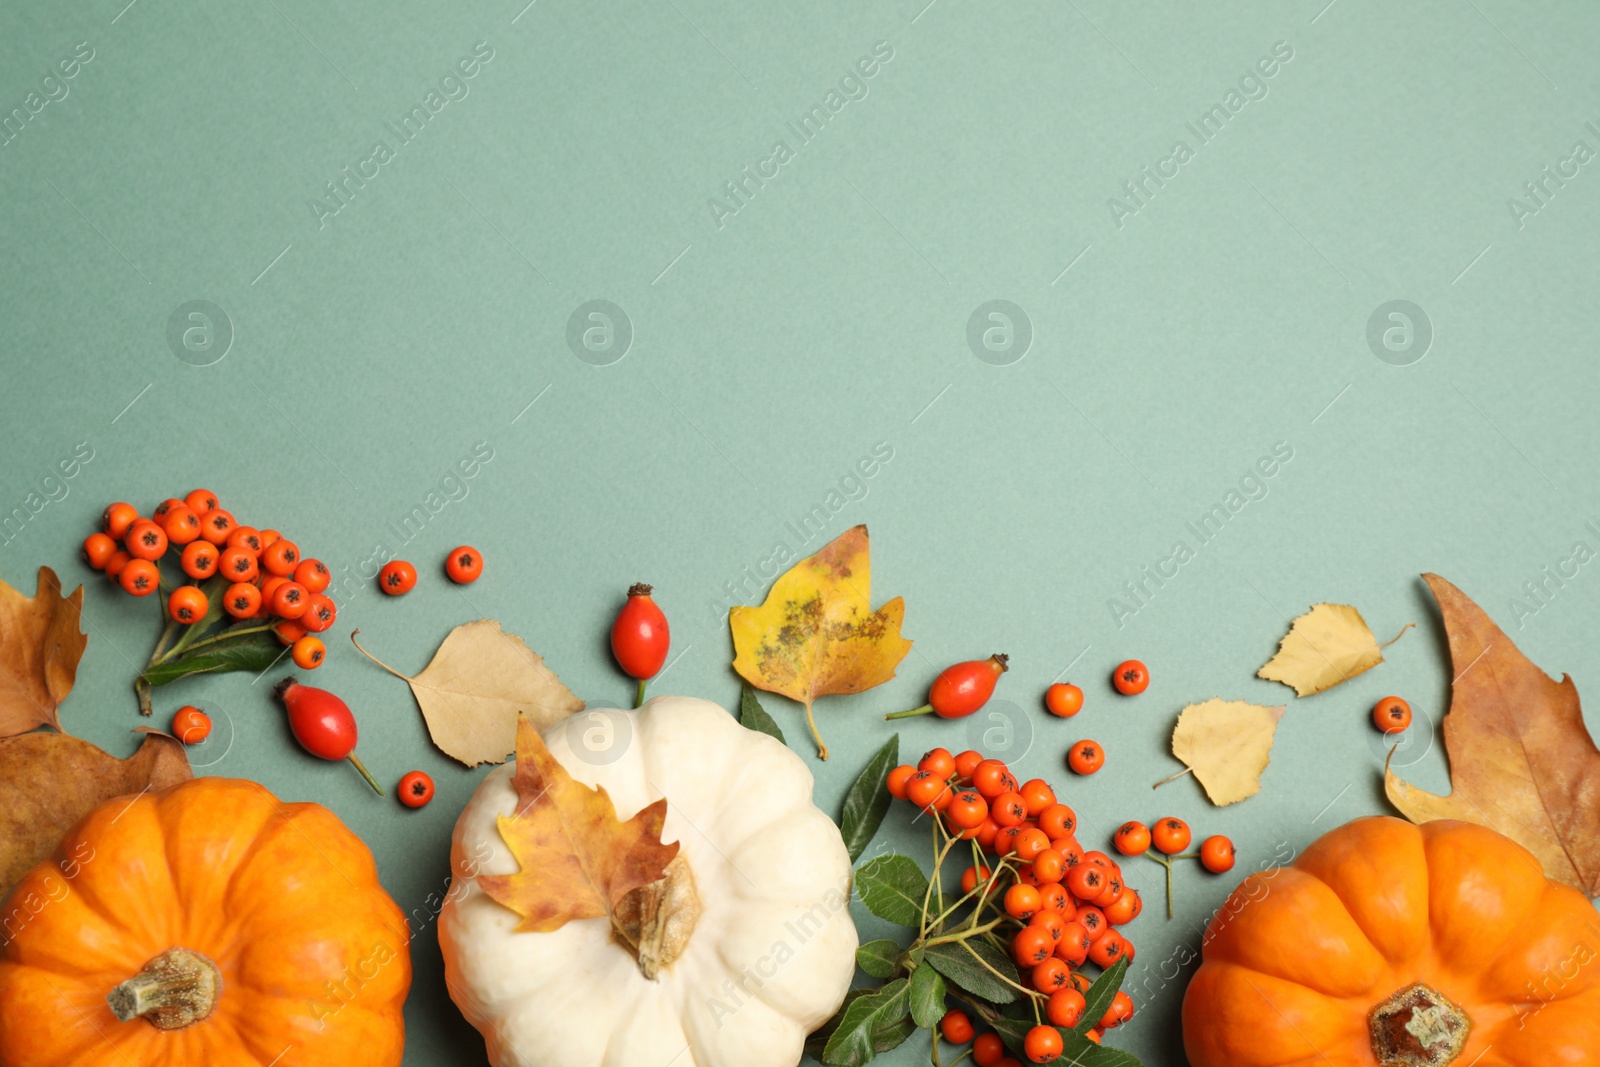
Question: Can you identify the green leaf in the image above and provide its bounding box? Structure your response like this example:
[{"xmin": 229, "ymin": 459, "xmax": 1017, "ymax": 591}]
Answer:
[
  {"xmin": 821, "ymin": 978, "xmax": 910, "ymax": 1067},
  {"xmin": 807, "ymin": 989, "xmax": 915, "ymax": 1063},
  {"xmin": 922, "ymin": 938, "xmax": 1017, "ymax": 1004},
  {"xmin": 141, "ymin": 629, "xmax": 285, "ymax": 687},
  {"xmin": 1074, "ymin": 957, "xmax": 1129, "ymax": 1036},
  {"xmin": 907, "ymin": 963, "xmax": 945, "ymax": 1028},
  {"xmin": 856, "ymin": 939, "xmax": 902, "ymax": 979},
  {"xmin": 840, "ymin": 733, "xmax": 897, "ymax": 863},
  {"xmin": 854, "ymin": 854, "xmax": 927, "ymax": 927},
  {"xmin": 738, "ymin": 682, "xmax": 785, "ymax": 743}
]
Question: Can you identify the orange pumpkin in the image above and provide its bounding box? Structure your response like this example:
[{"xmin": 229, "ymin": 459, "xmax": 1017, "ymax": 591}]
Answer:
[
  {"xmin": 1184, "ymin": 817, "xmax": 1600, "ymax": 1067},
  {"xmin": 0, "ymin": 777, "xmax": 410, "ymax": 1066}
]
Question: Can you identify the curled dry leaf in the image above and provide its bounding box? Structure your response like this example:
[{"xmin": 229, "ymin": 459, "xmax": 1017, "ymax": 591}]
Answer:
[
  {"xmin": 729, "ymin": 525, "xmax": 913, "ymax": 759},
  {"xmin": 1161, "ymin": 699, "xmax": 1285, "ymax": 806},
  {"xmin": 1386, "ymin": 574, "xmax": 1600, "ymax": 898},
  {"xmin": 352, "ymin": 621, "xmax": 584, "ymax": 767},
  {"xmin": 0, "ymin": 729, "xmax": 191, "ymax": 898},
  {"xmin": 479, "ymin": 716, "xmax": 680, "ymax": 946},
  {"xmin": 0, "ymin": 567, "xmax": 88, "ymax": 737},
  {"xmin": 1257, "ymin": 602, "xmax": 1410, "ymax": 697}
]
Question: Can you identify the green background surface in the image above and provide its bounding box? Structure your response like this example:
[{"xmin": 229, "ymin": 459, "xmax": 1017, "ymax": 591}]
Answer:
[{"xmin": 4, "ymin": 0, "xmax": 1599, "ymax": 1063}]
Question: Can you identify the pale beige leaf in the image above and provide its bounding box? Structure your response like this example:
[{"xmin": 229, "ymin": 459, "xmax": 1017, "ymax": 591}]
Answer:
[
  {"xmin": 1258, "ymin": 603, "xmax": 1386, "ymax": 697},
  {"xmin": 354, "ymin": 621, "xmax": 584, "ymax": 768},
  {"xmin": 1386, "ymin": 574, "xmax": 1600, "ymax": 897},
  {"xmin": 1169, "ymin": 699, "xmax": 1285, "ymax": 806}
]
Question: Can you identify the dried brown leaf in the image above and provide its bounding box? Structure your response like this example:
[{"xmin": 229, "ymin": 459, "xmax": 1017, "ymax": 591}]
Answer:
[
  {"xmin": 352, "ymin": 621, "xmax": 584, "ymax": 768},
  {"xmin": 0, "ymin": 567, "xmax": 87, "ymax": 736},
  {"xmin": 1386, "ymin": 574, "xmax": 1600, "ymax": 898},
  {"xmin": 0, "ymin": 730, "xmax": 191, "ymax": 898}
]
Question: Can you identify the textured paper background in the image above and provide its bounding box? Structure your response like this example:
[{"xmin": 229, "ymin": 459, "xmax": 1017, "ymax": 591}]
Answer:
[{"xmin": 3, "ymin": 1, "xmax": 1598, "ymax": 1062}]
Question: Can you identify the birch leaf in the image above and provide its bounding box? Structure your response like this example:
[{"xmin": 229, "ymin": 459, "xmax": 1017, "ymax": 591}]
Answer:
[
  {"xmin": 1165, "ymin": 699, "xmax": 1285, "ymax": 806},
  {"xmin": 1258, "ymin": 602, "xmax": 1408, "ymax": 696}
]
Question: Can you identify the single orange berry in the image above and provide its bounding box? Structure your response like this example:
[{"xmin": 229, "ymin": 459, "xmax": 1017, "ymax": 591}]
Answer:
[
  {"xmin": 886, "ymin": 764, "xmax": 916, "ymax": 799},
  {"xmin": 81, "ymin": 532, "xmax": 117, "ymax": 570},
  {"xmin": 171, "ymin": 705, "xmax": 212, "ymax": 745},
  {"xmin": 261, "ymin": 539, "xmax": 299, "ymax": 577},
  {"xmin": 1046, "ymin": 988, "xmax": 1086, "ymax": 1028},
  {"xmin": 1086, "ymin": 929, "xmax": 1126, "ymax": 967},
  {"xmin": 198, "ymin": 508, "xmax": 235, "ymax": 545},
  {"xmin": 1112, "ymin": 659, "xmax": 1149, "ymax": 695},
  {"xmin": 379, "ymin": 559, "xmax": 417, "ymax": 595},
  {"xmin": 905, "ymin": 770, "xmax": 950, "ymax": 812},
  {"xmin": 1004, "ymin": 883, "xmax": 1042, "ymax": 921},
  {"xmin": 124, "ymin": 520, "xmax": 168, "ymax": 561},
  {"xmin": 290, "ymin": 635, "xmax": 326, "ymax": 669},
  {"xmin": 1099, "ymin": 990, "xmax": 1134, "ymax": 1029},
  {"xmin": 274, "ymin": 620, "xmax": 307, "ymax": 646},
  {"xmin": 223, "ymin": 581, "xmax": 261, "ymax": 618},
  {"xmin": 293, "ymin": 558, "xmax": 331, "ymax": 594},
  {"xmin": 1067, "ymin": 740, "xmax": 1104, "ymax": 775},
  {"xmin": 300, "ymin": 593, "xmax": 336, "ymax": 633},
  {"xmin": 1044, "ymin": 682, "xmax": 1084, "ymax": 717},
  {"xmin": 119, "ymin": 558, "xmax": 159, "ymax": 597},
  {"xmin": 226, "ymin": 526, "xmax": 263, "ymax": 555},
  {"xmin": 180, "ymin": 540, "xmax": 218, "ymax": 580},
  {"xmin": 1104, "ymin": 886, "xmax": 1142, "ymax": 925},
  {"xmin": 1055, "ymin": 922, "xmax": 1090, "ymax": 964},
  {"xmin": 972, "ymin": 1033, "xmax": 1005, "ymax": 1067},
  {"xmin": 918, "ymin": 746, "xmax": 957, "ymax": 779},
  {"xmin": 1014, "ymin": 827, "xmax": 1051, "ymax": 862},
  {"xmin": 1373, "ymin": 695, "xmax": 1412, "ymax": 733},
  {"xmin": 1019, "ymin": 778, "xmax": 1056, "ymax": 815},
  {"xmin": 1023, "ymin": 1024, "xmax": 1063, "ymax": 1064},
  {"xmin": 1067, "ymin": 863, "xmax": 1106, "ymax": 901},
  {"xmin": 217, "ymin": 546, "xmax": 259, "ymax": 582},
  {"xmin": 1030, "ymin": 909, "xmax": 1066, "ymax": 944},
  {"xmin": 1011, "ymin": 925, "xmax": 1053, "ymax": 967},
  {"xmin": 971, "ymin": 759, "xmax": 1016, "ymax": 798},
  {"xmin": 1037, "ymin": 803, "xmax": 1077, "ymax": 839},
  {"xmin": 257, "ymin": 528, "xmax": 281, "ymax": 549},
  {"xmin": 398, "ymin": 770, "xmax": 435, "ymax": 808},
  {"xmin": 102, "ymin": 502, "xmax": 139, "ymax": 540},
  {"xmin": 445, "ymin": 545, "xmax": 482, "ymax": 583},
  {"xmin": 183, "ymin": 489, "xmax": 218, "ymax": 515},
  {"xmin": 939, "ymin": 1009, "xmax": 975, "ymax": 1044},
  {"xmin": 1114, "ymin": 820, "xmax": 1152, "ymax": 856},
  {"xmin": 269, "ymin": 580, "xmax": 309, "ymax": 620},
  {"xmin": 168, "ymin": 585, "xmax": 208, "ymax": 623},
  {"xmin": 1038, "ymin": 882, "xmax": 1069, "ymax": 913},
  {"xmin": 953, "ymin": 749, "xmax": 984, "ymax": 779},
  {"xmin": 946, "ymin": 789, "xmax": 989, "ymax": 830},
  {"xmin": 1031, "ymin": 956, "xmax": 1069, "ymax": 993},
  {"xmin": 104, "ymin": 550, "xmax": 132, "ymax": 582},
  {"xmin": 1031, "ymin": 848, "xmax": 1065, "ymax": 884},
  {"xmin": 1151, "ymin": 816, "xmax": 1191, "ymax": 855},
  {"xmin": 1200, "ymin": 834, "xmax": 1236, "ymax": 873},
  {"xmin": 159, "ymin": 504, "xmax": 202, "ymax": 546},
  {"xmin": 152, "ymin": 498, "xmax": 184, "ymax": 520},
  {"xmin": 960, "ymin": 865, "xmax": 992, "ymax": 895}
]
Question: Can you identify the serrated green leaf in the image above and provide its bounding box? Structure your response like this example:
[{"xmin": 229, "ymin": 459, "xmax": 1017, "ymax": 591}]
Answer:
[
  {"xmin": 807, "ymin": 989, "xmax": 916, "ymax": 1063},
  {"xmin": 141, "ymin": 628, "xmax": 286, "ymax": 687},
  {"xmin": 1075, "ymin": 1044, "xmax": 1144, "ymax": 1067},
  {"xmin": 922, "ymin": 938, "xmax": 1017, "ymax": 1004},
  {"xmin": 840, "ymin": 733, "xmax": 897, "ymax": 863},
  {"xmin": 1074, "ymin": 957, "xmax": 1129, "ymax": 1036},
  {"xmin": 821, "ymin": 978, "xmax": 910, "ymax": 1067},
  {"xmin": 738, "ymin": 682, "xmax": 786, "ymax": 743},
  {"xmin": 854, "ymin": 854, "xmax": 927, "ymax": 927},
  {"xmin": 856, "ymin": 939, "xmax": 902, "ymax": 979},
  {"xmin": 908, "ymin": 964, "xmax": 945, "ymax": 1028}
]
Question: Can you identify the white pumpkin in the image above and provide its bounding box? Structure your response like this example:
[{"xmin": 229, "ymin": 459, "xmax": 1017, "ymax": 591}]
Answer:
[{"xmin": 439, "ymin": 695, "xmax": 858, "ymax": 1067}]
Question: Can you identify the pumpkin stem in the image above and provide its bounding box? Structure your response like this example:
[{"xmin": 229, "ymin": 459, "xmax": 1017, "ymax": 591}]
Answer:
[
  {"xmin": 107, "ymin": 947, "xmax": 222, "ymax": 1030},
  {"xmin": 611, "ymin": 855, "xmax": 701, "ymax": 979},
  {"xmin": 1369, "ymin": 983, "xmax": 1470, "ymax": 1067}
]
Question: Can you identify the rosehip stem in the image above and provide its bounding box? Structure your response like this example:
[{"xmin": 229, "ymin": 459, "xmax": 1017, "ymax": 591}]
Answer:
[
  {"xmin": 347, "ymin": 754, "xmax": 383, "ymax": 796},
  {"xmin": 884, "ymin": 703, "xmax": 934, "ymax": 720},
  {"xmin": 635, "ymin": 678, "xmax": 648, "ymax": 708}
]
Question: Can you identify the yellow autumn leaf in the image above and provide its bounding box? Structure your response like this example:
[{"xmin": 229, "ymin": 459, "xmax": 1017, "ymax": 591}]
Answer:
[
  {"xmin": 730, "ymin": 525, "xmax": 912, "ymax": 760},
  {"xmin": 1257, "ymin": 603, "xmax": 1411, "ymax": 697},
  {"xmin": 1160, "ymin": 698, "xmax": 1285, "ymax": 806}
]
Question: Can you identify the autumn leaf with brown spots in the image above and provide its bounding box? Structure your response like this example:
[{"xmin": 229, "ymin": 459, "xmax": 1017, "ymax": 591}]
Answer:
[
  {"xmin": 0, "ymin": 567, "xmax": 87, "ymax": 737},
  {"xmin": 729, "ymin": 525, "xmax": 913, "ymax": 759},
  {"xmin": 479, "ymin": 716, "xmax": 678, "ymax": 933}
]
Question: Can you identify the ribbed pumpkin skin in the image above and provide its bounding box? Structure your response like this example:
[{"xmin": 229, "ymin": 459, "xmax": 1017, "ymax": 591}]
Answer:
[
  {"xmin": 1183, "ymin": 817, "xmax": 1600, "ymax": 1067},
  {"xmin": 0, "ymin": 777, "xmax": 410, "ymax": 1067}
]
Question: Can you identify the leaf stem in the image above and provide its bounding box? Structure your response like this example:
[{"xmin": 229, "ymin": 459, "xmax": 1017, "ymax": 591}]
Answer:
[
  {"xmin": 1152, "ymin": 766, "xmax": 1194, "ymax": 789},
  {"xmin": 1378, "ymin": 622, "xmax": 1415, "ymax": 650},
  {"xmin": 348, "ymin": 629, "xmax": 414, "ymax": 682},
  {"xmin": 802, "ymin": 700, "xmax": 829, "ymax": 761}
]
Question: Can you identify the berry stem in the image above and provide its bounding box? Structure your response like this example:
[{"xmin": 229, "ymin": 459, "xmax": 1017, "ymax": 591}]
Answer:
[
  {"xmin": 634, "ymin": 678, "xmax": 648, "ymax": 708},
  {"xmin": 884, "ymin": 703, "xmax": 933, "ymax": 720},
  {"xmin": 347, "ymin": 753, "xmax": 384, "ymax": 796}
]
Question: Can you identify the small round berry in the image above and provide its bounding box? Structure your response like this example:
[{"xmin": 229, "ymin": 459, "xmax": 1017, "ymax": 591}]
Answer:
[
  {"xmin": 300, "ymin": 593, "xmax": 336, "ymax": 633},
  {"xmin": 1055, "ymin": 922, "xmax": 1090, "ymax": 964},
  {"xmin": 81, "ymin": 532, "xmax": 117, "ymax": 570},
  {"xmin": 102, "ymin": 502, "xmax": 139, "ymax": 540},
  {"xmin": 379, "ymin": 560, "xmax": 417, "ymax": 595},
  {"xmin": 918, "ymin": 747, "xmax": 957, "ymax": 779},
  {"xmin": 171, "ymin": 705, "xmax": 212, "ymax": 745},
  {"xmin": 1104, "ymin": 886, "xmax": 1142, "ymax": 925},
  {"xmin": 1200, "ymin": 834, "xmax": 1236, "ymax": 873},
  {"xmin": 293, "ymin": 558, "xmax": 331, "ymax": 594},
  {"xmin": 939, "ymin": 1009, "xmax": 975, "ymax": 1045},
  {"xmin": 1066, "ymin": 863, "xmax": 1105, "ymax": 901},
  {"xmin": 1044, "ymin": 682, "xmax": 1084, "ymax": 717},
  {"xmin": 1030, "ymin": 910, "xmax": 1066, "ymax": 944},
  {"xmin": 1099, "ymin": 990, "xmax": 1134, "ymax": 1030},
  {"xmin": 1011, "ymin": 925, "xmax": 1053, "ymax": 967},
  {"xmin": 198, "ymin": 508, "xmax": 235, "ymax": 545},
  {"xmin": 1373, "ymin": 695, "xmax": 1412, "ymax": 733},
  {"xmin": 990, "ymin": 790, "xmax": 1027, "ymax": 827},
  {"xmin": 167, "ymin": 585, "xmax": 208, "ymax": 624},
  {"xmin": 1046, "ymin": 988, "xmax": 1086, "ymax": 1028},
  {"xmin": 258, "ymin": 529, "xmax": 282, "ymax": 549},
  {"xmin": 180, "ymin": 540, "xmax": 218, "ymax": 580},
  {"xmin": 159, "ymin": 505, "xmax": 202, "ymax": 546},
  {"xmin": 183, "ymin": 489, "xmax": 218, "ymax": 515},
  {"xmin": 104, "ymin": 550, "xmax": 132, "ymax": 582},
  {"xmin": 261, "ymin": 539, "xmax": 299, "ymax": 577},
  {"xmin": 1112, "ymin": 659, "xmax": 1149, "ymax": 695},
  {"xmin": 1031, "ymin": 956, "xmax": 1069, "ymax": 994},
  {"xmin": 1014, "ymin": 827, "xmax": 1051, "ymax": 862},
  {"xmin": 970, "ymin": 759, "xmax": 1015, "ymax": 798},
  {"xmin": 152, "ymin": 498, "xmax": 184, "ymax": 520},
  {"xmin": 904, "ymin": 770, "xmax": 950, "ymax": 812},
  {"xmin": 1004, "ymin": 883, "xmax": 1042, "ymax": 921},
  {"xmin": 226, "ymin": 526, "xmax": 263, "ymax": 555},
  {"xmin": 886, "ymin": 764, "xmax": 916, "ymax": 799},
  {"xmin": 960, "ymin": 865, "xmax": 992, "ymax": 895},
  {"xmin": 972, "ymin": 1033, "xmax": 1005, "ymax": 1067},
  {"xmin": 1037, "ymin": 803, "xmax": 1077, "ymax": 839},
  {"xmin": 1114, "ymin": 820, "xmax": 1151, "ymax": 856},
  {"xmin": 398, "ymin": 770, "xmax": 435, "ymax": 808},
  {"xmin": 445, "ymin": 545, "xmax": 482, "ymax": 583},
  {"xmin": 1019, "ymin": 778, "xmax": 1056, "ymax": 815},
  {"xmin": 953, "ymin": 749, "xmax": 984, "ymax": 779},
  {"xmin": 1086, "ymin": 929, "xmax": 1127, "ymax": 967},
  {"xmin": 1067, "ymin": 740, "xmax": 1105, "ymax": 775},
  {"xmin": 119, "ymin": 558, "xmax": 159, "ymax": 597},
  {"xmin": 1152, "ymin": 817, "xmax": 1191, "ymax": 855},
  {"xmin": 946, "ymin": 790, "xmax": 988, "ymax": 830},
  {"xmin": 290, "ymin": 635, "xmax": 326, "ymax": 669},
  {"xmin": 1031, "ymin": 848, "xmax": 1065, "ymax": 884},
  {"xmin": 218, "ymin": 546, "xmax": 259, "ymax": 583},
  {"xmin": 223, "ymin": 582, "xmax": 261, "ymax": 619},
  {"xmin": 269, "ymin": 580, "xmax": 309, "ymax": 620},
  {"xmin": 274, "ymin": 620, "xmax": 307, "ymax": 647},
  {"xmin": 124, "ymin": 520, "xmax": 168, "ymax": 561},
  {"xmin": 1023, "ymin": 1024, "xmax": 1063, "ymax": 1064},
  {"xmin": 1037, "ymin": 882, "xmax": 1069, "ymax": 913}
]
